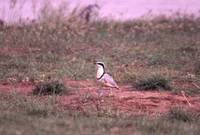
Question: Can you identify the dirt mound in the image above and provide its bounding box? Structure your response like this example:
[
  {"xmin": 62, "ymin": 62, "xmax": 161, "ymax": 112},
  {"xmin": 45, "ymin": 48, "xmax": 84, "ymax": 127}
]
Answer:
[
  {"xmin": 59, "ymin": 80, "xmax": 200, "ymax": 115},
  {"xmin": 0, "ymin": 79, "xmax": 200, "ymax": 115}
]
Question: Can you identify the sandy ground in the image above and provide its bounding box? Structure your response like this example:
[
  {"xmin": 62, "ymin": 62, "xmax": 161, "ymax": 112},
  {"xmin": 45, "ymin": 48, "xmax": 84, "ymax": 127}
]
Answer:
[{"xmin": 1, "ymin": 79, "xmax": 200, "ymax": 115}]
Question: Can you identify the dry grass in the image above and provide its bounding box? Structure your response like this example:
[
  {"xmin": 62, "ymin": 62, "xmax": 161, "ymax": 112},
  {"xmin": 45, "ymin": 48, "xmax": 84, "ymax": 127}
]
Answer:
[
  {"xmin": 1, "ymin": 13, "xmax": 200, "ymax": 95},
  {"xmin": 0, "ymin": 92, "xmax": 199, "ymax": 135},
  {"xmin": 166, "ymin": 107, "xmax": 200, "ymax": 122},
  {"xmin": 1, "ymin": 16, "xmax": 200, "ymax": 85}
]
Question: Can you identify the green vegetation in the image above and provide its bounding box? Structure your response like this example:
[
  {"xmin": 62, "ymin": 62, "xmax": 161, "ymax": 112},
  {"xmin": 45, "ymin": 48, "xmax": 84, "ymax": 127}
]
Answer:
[{"xmin": 1, "ymin": 12, "xmax": 200, "ymax": 90}]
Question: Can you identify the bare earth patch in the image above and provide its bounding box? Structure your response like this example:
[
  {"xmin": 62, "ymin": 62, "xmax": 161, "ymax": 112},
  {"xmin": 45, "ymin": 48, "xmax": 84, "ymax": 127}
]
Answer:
[{"xmin": 1, "ymin": 79, "xmax": 200, "ymax": 116}]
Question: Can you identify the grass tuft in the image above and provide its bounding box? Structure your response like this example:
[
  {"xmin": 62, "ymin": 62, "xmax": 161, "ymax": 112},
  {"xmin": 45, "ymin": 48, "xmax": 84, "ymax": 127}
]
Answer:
[
  {"xmin": 32, "ymin": 81, "xmax": 69, "ymax": 95},
  {"xmin": 166, "ymin": 107, "xmax": 200, "ymax": 122},
  {"xmin": 26, "ymin": 108, "xmax": 48, "ymax": 117},
  {"xmin": 135, "ymin": 75, "xmax": 171, "ymax": 90}
]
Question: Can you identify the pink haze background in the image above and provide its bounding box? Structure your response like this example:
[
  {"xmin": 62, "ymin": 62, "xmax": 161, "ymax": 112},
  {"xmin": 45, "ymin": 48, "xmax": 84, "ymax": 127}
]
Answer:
[{"xmin": 0, "ymin": 0, "xmax": 200, "ymax": 23}]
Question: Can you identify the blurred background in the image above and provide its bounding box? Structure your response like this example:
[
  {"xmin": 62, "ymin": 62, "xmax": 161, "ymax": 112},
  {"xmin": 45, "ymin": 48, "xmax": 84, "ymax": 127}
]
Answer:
[{"xmin": 0, "ymin": 0, "xmax": 200, "ymax": 23}]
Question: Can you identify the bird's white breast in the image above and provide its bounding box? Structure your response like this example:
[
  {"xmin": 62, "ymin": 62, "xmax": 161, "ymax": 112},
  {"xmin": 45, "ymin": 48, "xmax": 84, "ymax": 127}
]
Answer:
[{"xmin": 96, "ymin": 65, "xmax": 104, "ymax": 79}]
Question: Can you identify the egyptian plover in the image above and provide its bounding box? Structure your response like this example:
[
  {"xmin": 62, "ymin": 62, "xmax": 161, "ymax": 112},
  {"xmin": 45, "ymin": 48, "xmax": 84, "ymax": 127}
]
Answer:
[{"xmin": 95, "ymin": 62, "xmax": 119, "ymax": 89}]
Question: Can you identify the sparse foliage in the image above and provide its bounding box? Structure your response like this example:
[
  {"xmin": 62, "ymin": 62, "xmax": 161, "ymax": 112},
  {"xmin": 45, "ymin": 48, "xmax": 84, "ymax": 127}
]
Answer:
[
  {"xmin": 32, "ymin": 81, "xmax": 68, "ymax": 95},
  {"xmin": 135, "ymin": 75, "xmax": 171, "ymax": 90}
]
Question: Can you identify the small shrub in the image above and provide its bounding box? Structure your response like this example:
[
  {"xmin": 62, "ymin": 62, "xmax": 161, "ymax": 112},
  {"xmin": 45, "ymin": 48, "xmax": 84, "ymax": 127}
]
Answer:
[
  {"xmin": 32, "ymin": 81, "xmax": 68, "ymax": 95},
  {"xmin": 135, "ymin": 75, "xmax": 171, "ymax": 90}
]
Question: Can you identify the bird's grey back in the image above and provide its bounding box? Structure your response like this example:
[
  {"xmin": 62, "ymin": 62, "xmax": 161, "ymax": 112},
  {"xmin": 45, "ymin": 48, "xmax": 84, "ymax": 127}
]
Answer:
[{"xmin": 99, "ymin": 73, "xmax": 119, "ymax": 88}]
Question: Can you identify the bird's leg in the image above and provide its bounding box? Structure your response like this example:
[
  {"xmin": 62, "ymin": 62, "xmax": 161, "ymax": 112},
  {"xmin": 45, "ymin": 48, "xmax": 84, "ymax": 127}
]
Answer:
[
  {"xmin": 108, "ymin": 88, "xmax": 114, "ymax": 97},
  {"xmin": 97, "ymin": 85, "xmax": 105, "ymax": 97}
]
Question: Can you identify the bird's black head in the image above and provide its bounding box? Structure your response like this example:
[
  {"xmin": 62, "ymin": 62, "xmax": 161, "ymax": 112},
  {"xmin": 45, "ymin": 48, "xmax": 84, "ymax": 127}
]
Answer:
[{"xmin": 95, "ymin": 62, "xmax": 105, "ymax": 69}]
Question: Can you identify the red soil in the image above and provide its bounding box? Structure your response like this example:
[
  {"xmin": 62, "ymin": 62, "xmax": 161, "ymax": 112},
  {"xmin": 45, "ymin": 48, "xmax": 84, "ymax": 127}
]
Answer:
[{"xmin": 1, "ymin": 79, "xmax": 200, "ymax": 115}]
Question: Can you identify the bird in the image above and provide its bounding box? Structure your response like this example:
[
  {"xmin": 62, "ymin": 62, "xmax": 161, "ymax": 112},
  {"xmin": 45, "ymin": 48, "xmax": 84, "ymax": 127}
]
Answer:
[{"xmin": 95, "ymin": 62, "xmax": 119, "ymax": 90}]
